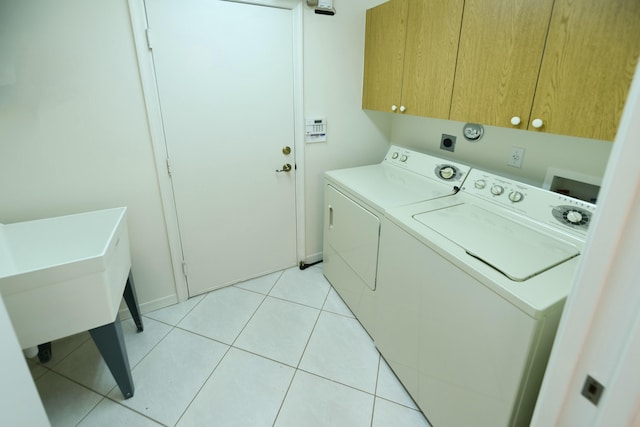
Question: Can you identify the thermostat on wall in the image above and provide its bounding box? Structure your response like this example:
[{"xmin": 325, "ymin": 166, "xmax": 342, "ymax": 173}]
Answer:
[{"xmin": 305, "ymin": 117, "xmax": 327, "ymax": 143}]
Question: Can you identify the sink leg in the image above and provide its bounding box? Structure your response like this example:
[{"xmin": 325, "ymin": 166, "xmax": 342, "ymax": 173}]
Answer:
[
  {"xmin": 123, "ymin": 270, "xmax": 144, "ymax": 332},
  {"xmin": 89, "ymin": 315, "xmax": 134, "ymax": 399},
  {"xmin": 37, "ymin": 342, "xmax": 52, "ymax": 363}
]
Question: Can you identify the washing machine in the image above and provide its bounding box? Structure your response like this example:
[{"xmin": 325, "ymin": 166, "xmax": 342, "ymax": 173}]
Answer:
[
  {"xmin": 375, "ymin": 168, "xmax": 595, "ymax": 427},
  {"xmin": 323, "ymin": 145, "xmax": 470, "ymax": 336}
]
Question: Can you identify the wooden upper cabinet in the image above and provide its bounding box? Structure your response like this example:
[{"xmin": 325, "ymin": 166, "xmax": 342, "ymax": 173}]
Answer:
[
  {"xmin": 362, "ymin": 0, "xmax": 408, "ymax": 113},
  {"xmin": 400, "ymin": 0, "xmax": 463, "ymax": 118},
  {"xmin": 531, "ymin": 0, "xmax": 640, "ymax": 141},
  {"xmin": 449, "ymin": 0, "xmax": 555, "ymax": 128},
  {"xmin": 362, "ymin": 0, "xmax": 463, "ymax": 118}
]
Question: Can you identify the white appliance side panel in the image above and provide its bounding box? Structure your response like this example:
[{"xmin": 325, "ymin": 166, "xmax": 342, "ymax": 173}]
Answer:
[
  {"xmin": 377, "ymin": 219, "xmax": 542, "ymax": 427},
  {"xmin": 324, "ymin": 184, "xmax": 380, "ymax": 291}
]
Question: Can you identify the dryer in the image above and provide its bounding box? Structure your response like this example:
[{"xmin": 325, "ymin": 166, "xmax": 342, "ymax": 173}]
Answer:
[
  {"xmin": 376, "ymin": 168, "xmax": 595, "ymax": 427},
  {"xmin": 323, "ymin": 145, "xmax": 470, "ymax": 336}
]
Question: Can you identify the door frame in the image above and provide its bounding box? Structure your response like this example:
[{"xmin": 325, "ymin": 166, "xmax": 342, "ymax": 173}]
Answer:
[{"xmin": 127, "ymin": 0, "xmax": 306, "ymax": 302}]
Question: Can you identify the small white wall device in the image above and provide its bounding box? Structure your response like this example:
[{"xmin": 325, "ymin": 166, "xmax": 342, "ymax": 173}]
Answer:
[
  {"xmin": 310, "ymin": 0, "xmax": 335, "ymax": 15},
  {"xmin": 305, "ymin": 117, "xmax": 327, "ymax": 143}
]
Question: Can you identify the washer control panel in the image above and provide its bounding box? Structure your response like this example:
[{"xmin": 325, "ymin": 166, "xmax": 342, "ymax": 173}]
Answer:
[
  {"xmin": 384, "ymin": 145, "xmax": 471, "ymax": 184},
  {"xmin": 463, "ymin": 169, "xmax": 596, "ymax": 235}
]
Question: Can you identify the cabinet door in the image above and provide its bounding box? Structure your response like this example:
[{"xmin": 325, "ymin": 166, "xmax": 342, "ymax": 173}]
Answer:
[
  {"xmin": 450, "ymin": 0, "xmax": 554, "ymax": 127},
  {"xmin": 362, "ymin": 0, "xmax": 408, "ymax": 113},
  {"xmin": 531, "ymin": 0, "xmax": 640, "ymax": 141},
  {"xmin": 400, "ymin": 0, "xmax": 463, "ymax": 119}
]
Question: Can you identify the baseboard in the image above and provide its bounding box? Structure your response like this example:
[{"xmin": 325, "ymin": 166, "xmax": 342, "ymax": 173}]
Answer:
[{"xmin": 118, "ymin": 294, "xmax": 178, "ymax": 320}]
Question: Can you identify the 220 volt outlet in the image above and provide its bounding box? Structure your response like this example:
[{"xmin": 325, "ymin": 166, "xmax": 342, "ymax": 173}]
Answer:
[
  {"xmin": 508, "ymin": 146, "xmax": 525, "ymax": 168},
  {"xmin": 440, "ymin": 134, "xmax": 456, "ymax": 152}
]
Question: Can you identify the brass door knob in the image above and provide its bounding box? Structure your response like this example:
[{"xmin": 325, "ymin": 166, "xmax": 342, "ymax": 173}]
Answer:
[
  {"xmin": 282, "ymin": 146, "xmax": 292, "ymax": 155},
  {"xmin": 276, "ymin": 163, "xmax": 292, "ymax": 173}
]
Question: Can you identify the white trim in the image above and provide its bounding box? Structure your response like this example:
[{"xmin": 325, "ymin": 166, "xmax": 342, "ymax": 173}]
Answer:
[
  {"xmin": 291, "ymin": 3, "xmax": 307, "ymax": 265},
  {"xmin": 127, "ymin": 0, "xmax": 189, "ymax": 302},
  {"xmin": 127, "ymin": 0, "xmax": 306, "ymax": 301},
  {"xmin": 531, "ymin": 61, "xmax": 640, "ymax": 425}
]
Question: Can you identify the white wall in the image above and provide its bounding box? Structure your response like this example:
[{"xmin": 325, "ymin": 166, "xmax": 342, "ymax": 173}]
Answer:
[
  {"xmin": 0, "ymin": 0, "xmax": 395, "ymax": 307},
  {"xmin": 0, "ymin": 0, "xmax": 176, "ymax": 310},
  {"xmin": 389, "ymin": 115, "xmax": 612, "ymax": 188},
  {"xmin": 302, "ymin": 1, "xmax": 391, "ymax": 260}
]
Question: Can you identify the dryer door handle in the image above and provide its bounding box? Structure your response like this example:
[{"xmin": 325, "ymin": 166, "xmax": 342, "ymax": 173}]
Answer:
[{"xmin": 329, "ymin": 205, "xmax": 334, "ymax": 228}]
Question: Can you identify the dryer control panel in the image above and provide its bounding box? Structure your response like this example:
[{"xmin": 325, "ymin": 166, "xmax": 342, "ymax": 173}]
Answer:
[{"xmin": 384, "ymin": 145, "xmax": 471, "ymax": 184}]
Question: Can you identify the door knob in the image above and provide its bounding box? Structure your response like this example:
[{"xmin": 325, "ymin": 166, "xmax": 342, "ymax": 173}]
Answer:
[
  {"xmin": 282, "ymin": 146, "xmax": 291, "ymax": 155},
  {"xmin": 276, "ymin": 163, "xmax": 292, "ymax": 172}
]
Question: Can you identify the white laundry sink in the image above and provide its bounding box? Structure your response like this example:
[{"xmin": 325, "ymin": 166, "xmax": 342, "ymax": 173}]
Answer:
[{"xmin": 0, "ymin": 207, "xmax": 131, "ymax": 349}]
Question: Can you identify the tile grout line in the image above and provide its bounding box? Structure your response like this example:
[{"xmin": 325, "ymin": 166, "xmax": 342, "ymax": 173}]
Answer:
[
  {"xmin": 174, "ymin": 271, "xmax": 284, "ymax": 427},
  {"xmin": 270, "ymin": 282, "xmax": 328, "ymax": 427}
]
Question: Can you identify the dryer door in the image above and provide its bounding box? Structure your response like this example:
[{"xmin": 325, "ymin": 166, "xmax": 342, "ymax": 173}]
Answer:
[{"xmin": 324, "ymin": 184, "xmax": 380, "ymax": 291}]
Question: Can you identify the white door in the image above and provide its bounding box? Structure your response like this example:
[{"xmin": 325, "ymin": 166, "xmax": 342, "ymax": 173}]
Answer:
[{"xmin": 145, "ymin": 0, "xmax": 297, "ymax": 296}]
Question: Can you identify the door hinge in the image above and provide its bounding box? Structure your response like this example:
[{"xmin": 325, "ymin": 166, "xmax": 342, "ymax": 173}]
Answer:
[
  {"xmin": 166, "ymin": 158, "xmax": 172, "ymax": 176},
  {"xmin": 145, "ymin": 28, "xmax": 153, "ymax": 50},
  {"xmin": 182, "ymin": 261, "xmax": 188, "ymax": 277}
]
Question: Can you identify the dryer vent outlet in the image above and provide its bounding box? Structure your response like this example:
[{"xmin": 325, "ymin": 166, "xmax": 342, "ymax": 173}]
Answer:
[{"xmin": 440, "ymin": 134, "xmax": 456, "ymax": 152}]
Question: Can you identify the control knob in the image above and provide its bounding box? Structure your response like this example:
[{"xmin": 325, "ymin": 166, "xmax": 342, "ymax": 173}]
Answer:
[
  {"xmin": 508, "ymin": 191, "xmax": 524, "ymax": 202},
  {"xmin": 439, "ymin": 166, "xmax": 456, "ymax": 180},
  {"xmin": 491, "ymin": 185, "xmax": 504, "ymax": 196},
  {"xmin": 400, "ymin": 154, "xmax": 408, "ymax": 162},
  {"xmin": 566, "ymin": 210, "xmax": 584, "ymax": 224},
  {"xmin": 474, "ymin": 179, "xmax": 486, "ymax": 189},
  {"xmin": 391, "ymin": 152, "xmax": 399, "ymax": 159}
]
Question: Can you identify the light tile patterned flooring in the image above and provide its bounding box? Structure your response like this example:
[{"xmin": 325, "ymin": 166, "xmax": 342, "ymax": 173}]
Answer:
[{"xmin": 28, "ymin": 264, "xmax": 431, "ymax": 427}]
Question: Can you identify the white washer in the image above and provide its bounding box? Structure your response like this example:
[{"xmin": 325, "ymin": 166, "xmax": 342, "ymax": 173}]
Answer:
[
  {"xmin": 376, "ymin": 168, "xmax": 595, "ymax": 427},
  {"xmin": 323, "ymin": 145, "xmax": 470, "ymax": 336}
]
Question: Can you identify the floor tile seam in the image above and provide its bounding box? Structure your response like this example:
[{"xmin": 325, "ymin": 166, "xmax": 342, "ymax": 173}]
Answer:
[
  {"xmin": 225, "ymin": 290, "xmax": 270, "ymax": 348},
  {"xmin": 173, "ymin": 344, "xmax": 235, "ymax": 427},
  {"xmin": 73, "ymin": 395, "xmax": 105, "ymax": 427},
  {"xmin": 264, "ymin": 293, "xmax": 326, "ymax": 311},
  {"xmin": 122, "ymin": 319, "xmax": 175, "ymax": 373},
  {"xmin": 145, "ymin": 292, "xmax": 208, "ymax": 326},
  {"xmin": 227, "ymin": 344, "xmax": 299, "ymax": 370},
  {"xmin": 233, "ymin": 268, "xmax": 284, "ymax": 296},
  {"xmin": 295, "ymin": 366, "xmax": 378, "ymax": 398},
  {"xmin": 38, "ymin": 369, "xmax": 107, "ymax": 401},
  {"xmin": 38, "ymin": 334, "xmax": 93, "ymax": 370},
  {"xmin": 99, "ymin": 393, "xmax": 171, "ymax": 427},
  {"xmin": 270, "ymin": 366, "xmax": 302, "ymax": 427}
]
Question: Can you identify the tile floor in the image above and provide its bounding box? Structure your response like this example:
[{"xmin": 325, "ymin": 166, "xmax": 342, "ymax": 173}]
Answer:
[{"xmin": 28, "ymin": 264, "xmax": 431, "ymax": 427}]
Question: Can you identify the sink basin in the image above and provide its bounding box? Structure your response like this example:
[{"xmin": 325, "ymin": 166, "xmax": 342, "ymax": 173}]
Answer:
[{"xmin": 0, "ymin": 207, "xmax": 131, "ymax": 349}]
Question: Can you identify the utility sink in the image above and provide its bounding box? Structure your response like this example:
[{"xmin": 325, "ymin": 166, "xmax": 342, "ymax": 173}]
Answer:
[{"xmin": 0, "ymin": 207, "xmax": 132, "ymax": 349}]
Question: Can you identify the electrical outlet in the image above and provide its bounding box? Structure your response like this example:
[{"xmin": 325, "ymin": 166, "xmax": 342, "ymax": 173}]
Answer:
[
  {"xmin": 508, "ymin": 147, "xmax": 525, "ymax": 168},
  {"xmin": 440, "ymin": 134, "xmax": 456, "ymax": 152}
]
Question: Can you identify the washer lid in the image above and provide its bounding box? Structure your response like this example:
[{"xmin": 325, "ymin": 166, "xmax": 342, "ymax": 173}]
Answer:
[{"xmin": 413, "ymin": 204, "xmax": 580, "ymax": 281}]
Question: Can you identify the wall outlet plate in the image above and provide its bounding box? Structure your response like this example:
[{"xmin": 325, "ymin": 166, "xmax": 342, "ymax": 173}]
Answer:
[
  {"xmin": 440, "ymin": 134, "xmax": 456, "ymax": 152},
  {"xmin": 508, "ymin": 146, "xmax": 525, "ymax": 168}
]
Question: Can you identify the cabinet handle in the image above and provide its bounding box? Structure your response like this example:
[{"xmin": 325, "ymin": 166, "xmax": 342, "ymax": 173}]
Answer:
[
  {"xmin": 511, "ymin": 116, "xmax": 521, "ymax": 126},
  {"xmin": 531, "ymin": 118, "xmax": 544, "ymax": 129},
  {"xmin": 399, "ymin": 105, "xmax": 406, "ymax": 113},
  {"xmin": 391, "ymin": 105, "xmax": 398, "ymax": 112}
]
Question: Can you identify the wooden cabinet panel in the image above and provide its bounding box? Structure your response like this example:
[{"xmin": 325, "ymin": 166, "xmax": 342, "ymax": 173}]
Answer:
[
  {"xmin": 531, "ymin": 0, "xmax": 640, "ymax": 141},
  {"xmin": 362, "ymin": 0, "xmax": 408, "ymax": 113},
  {"xmin": 401, "ymin": 0, "xmax": 463, "ymax": 119},
  {"xmin": 449, "ymin": 0, "xmax": 555, "ymax": 128}
]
